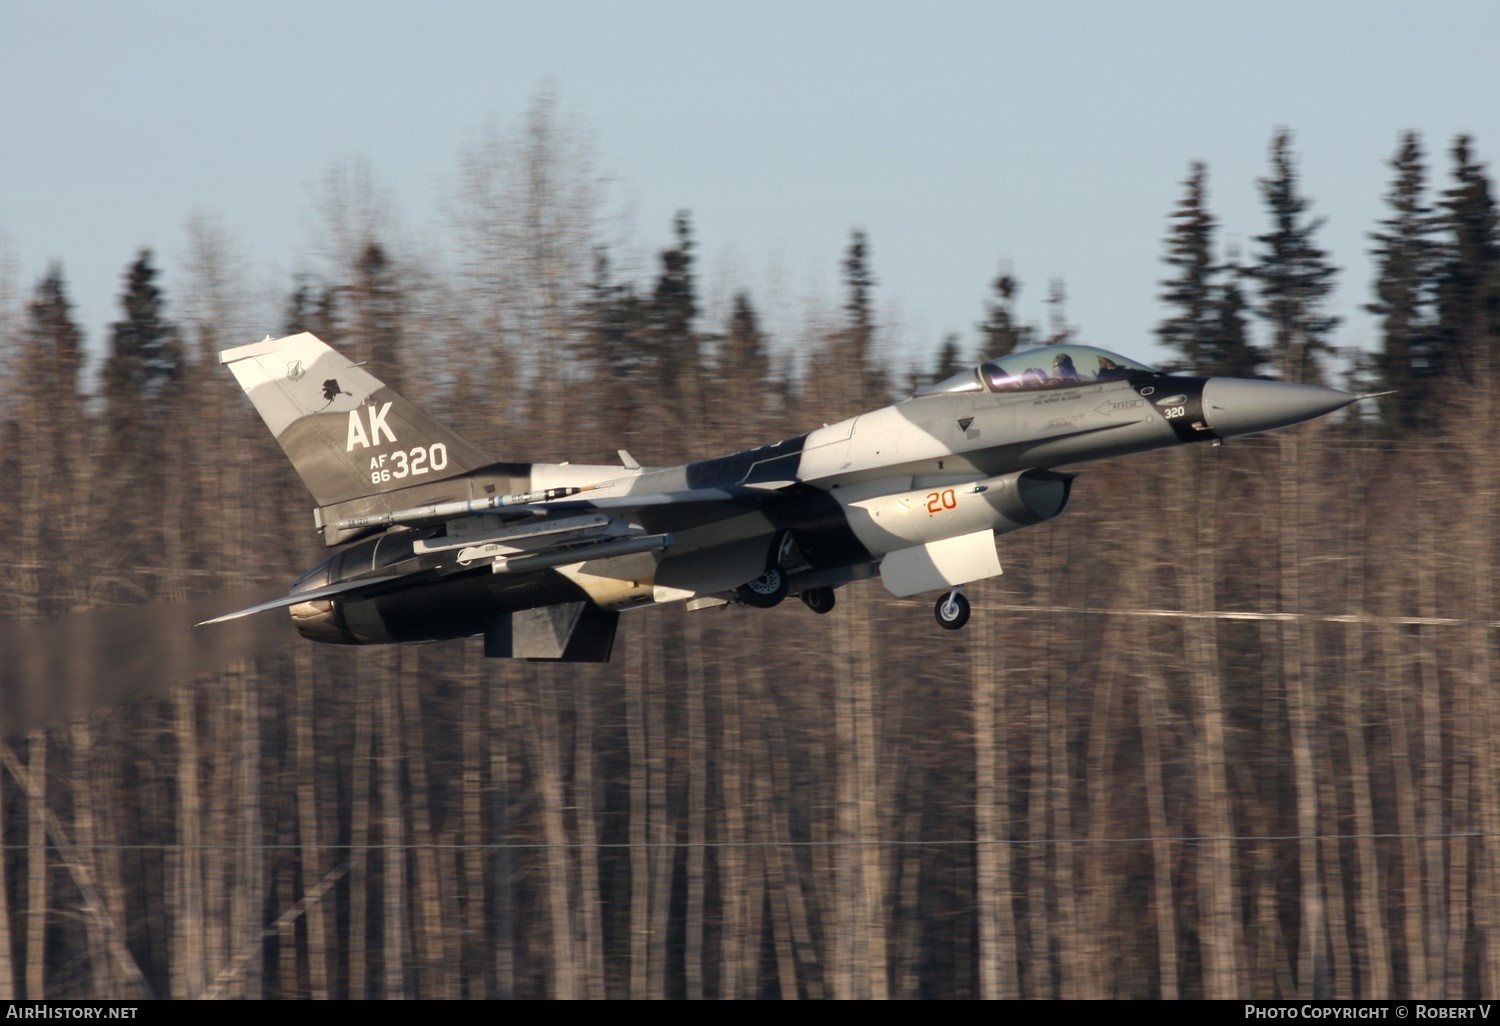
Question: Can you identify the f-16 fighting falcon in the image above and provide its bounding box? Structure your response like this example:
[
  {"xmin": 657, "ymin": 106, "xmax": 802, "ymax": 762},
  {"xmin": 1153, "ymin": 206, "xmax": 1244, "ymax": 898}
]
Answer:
[{"xmin": 201, "ymin": 332, "xmax": 1366, "ymax": 661}]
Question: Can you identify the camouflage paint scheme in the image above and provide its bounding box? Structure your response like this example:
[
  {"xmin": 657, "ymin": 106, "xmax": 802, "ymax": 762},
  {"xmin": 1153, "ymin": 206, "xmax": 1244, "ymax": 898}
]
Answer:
[{"xmin": 204, "ymin": 333, "xmax": 1362, "ymax": 660}]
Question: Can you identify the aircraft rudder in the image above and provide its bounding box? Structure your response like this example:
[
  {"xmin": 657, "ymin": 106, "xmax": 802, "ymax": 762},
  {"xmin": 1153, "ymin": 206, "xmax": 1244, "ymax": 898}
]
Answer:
[{"xmin": 221, "ymin": 332, "xmax": 493, "ymax": 508}]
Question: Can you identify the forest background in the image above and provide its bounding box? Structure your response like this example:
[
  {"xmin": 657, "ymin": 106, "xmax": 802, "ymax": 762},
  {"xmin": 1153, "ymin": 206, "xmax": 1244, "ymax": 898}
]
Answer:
[{"xmin": 1, "ymin": 103, "xmax": 1498, "ymax": 998}]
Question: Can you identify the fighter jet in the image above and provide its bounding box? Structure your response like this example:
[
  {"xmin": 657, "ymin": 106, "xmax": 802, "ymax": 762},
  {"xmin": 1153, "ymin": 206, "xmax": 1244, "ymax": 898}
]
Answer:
[{"xmin": 201, "ymin": 332, "xmax": 1363, "ymax": 660}]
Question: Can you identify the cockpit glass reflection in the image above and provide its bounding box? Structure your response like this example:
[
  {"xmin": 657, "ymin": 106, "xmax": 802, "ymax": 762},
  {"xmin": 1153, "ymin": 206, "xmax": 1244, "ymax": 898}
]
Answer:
[{"xmin": 916, "ymin": 345, "xmax": 1158, "ymax": 398}]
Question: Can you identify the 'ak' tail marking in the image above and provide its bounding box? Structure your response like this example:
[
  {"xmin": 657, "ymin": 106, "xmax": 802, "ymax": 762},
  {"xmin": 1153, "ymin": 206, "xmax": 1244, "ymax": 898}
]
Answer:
[{"xmin": 220, "ymin": 332, "xmax": 492, "ymax": 508}]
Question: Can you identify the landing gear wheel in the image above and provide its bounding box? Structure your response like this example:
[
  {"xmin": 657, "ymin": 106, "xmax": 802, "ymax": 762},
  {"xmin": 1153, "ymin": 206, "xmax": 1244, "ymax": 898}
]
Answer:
[
  {"xmin": 935, "ymin": 591, "xmax": 971, "ymax": 630},
  {"xmin": 801, "ymin": 586, "xmax": 836, "ymax": 615},
  {"xmin": 737, "ymin": 567, "xmax": 789, "ymax": 608}
]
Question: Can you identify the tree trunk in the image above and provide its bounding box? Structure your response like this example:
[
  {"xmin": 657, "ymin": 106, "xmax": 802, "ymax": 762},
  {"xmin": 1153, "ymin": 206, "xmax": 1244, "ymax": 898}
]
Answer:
[
  {"xmin": 349, "ymin": 668, "xmax": 374, "ymax": 998},
  {"xmin": 850, "ymin": 597, "xmax": 888, "ymax": 999},
  {"xmin": 718, "ymin": 655, "xmax": 755, "ymax": 997},
  {"xmin": 0, "ymin": 752, "xmax": 13, "ymax": 1000},
  {"xmin": 524, "ymin": 666, "xmax": 578, "ymax": 999},
  {"xmin": 378, "ymin": 659, "xmax": 407, "ymax": 998},
  {"xmin": 293, "ymin": 648, "xmax": 330, "ymax": 999},
  {"xmin": 626, "ymin": 628, "xmax": 650, "ymax": 999},
  {"xmin": 460, "ymin": 650, "xmax": 487, "ymax": 996},
  {"xmin": 1279, "ymin": 435, "xmax": 1324, "ymax": 997},
  {"xmin": 489, "ymin": 667, "xmax": 516, "ymax": 997},
  {"xmin": 171, "ymin": 687, "xmax": 206, "ymax": 998},
  {"xmin": 26, "ymin": 735, "xmax": 46, "ymax": 1000},
  {"xmin": 572, "ymin": 669, "xmax": 606, "ymax": 998},
  {"xmin": 397, "ymin": 649, "xmax": 449, "ymax": 998},
  {"xmin": 972, "ymin": 609, "xmax": 1018, "ymax": 998},
  {"xmin": 1138, "ymin": 663, "xmax": 1180, "ymax": 998},
  {"xmin": 685, "ymin": 621, "xmax": 707, "ymax": 999}
]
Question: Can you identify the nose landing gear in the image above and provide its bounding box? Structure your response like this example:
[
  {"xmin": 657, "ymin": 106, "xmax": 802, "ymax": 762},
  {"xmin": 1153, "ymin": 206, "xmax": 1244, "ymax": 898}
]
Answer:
[{"xmin": 935, "ymin": 588, "xmax": 970, "ymax": 630}]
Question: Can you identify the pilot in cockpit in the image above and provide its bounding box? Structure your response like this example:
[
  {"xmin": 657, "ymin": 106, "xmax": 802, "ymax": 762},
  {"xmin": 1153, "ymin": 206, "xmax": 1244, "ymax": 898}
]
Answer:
[
  {"xmin": 1095, "ymin": 356, "xmax": 1129, "ymax": 381},
  {"xmin": 1052, "ymin": 353, "xmax": 1081, "ymax": 382}
]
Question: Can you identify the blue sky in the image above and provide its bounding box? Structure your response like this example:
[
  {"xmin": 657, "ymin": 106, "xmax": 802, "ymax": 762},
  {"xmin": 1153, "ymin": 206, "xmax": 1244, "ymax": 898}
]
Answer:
[{"xmin": 2, "ymin": 0, "xmax": 1496, "ymax": 380}]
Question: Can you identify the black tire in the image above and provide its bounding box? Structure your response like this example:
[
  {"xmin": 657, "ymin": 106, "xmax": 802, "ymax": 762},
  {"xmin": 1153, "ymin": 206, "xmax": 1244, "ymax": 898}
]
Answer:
[
  {"xmin": 934, "ymin": 592, "xmax": 971, "ymax": 630},
  {"xmin": 801, "ymin": 586, "xmax": 836, "ymax": 615},
  {"xmin": 737, "ymin": 567, "xmax": 789, "ymax": 608}
]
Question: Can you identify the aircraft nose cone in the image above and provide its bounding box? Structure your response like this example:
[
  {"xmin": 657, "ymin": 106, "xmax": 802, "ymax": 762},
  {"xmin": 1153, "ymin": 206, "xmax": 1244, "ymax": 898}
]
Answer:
[{"xmin": 1201, "ymin": 378, "xmax": 1358, "ymax": 437}]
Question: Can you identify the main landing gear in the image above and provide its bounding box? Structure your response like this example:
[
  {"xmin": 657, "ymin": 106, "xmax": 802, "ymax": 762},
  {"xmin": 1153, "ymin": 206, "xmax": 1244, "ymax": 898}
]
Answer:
[
  {"xmin": 735, "ymin": 567, "xmax": 789, "ymax": 608},
  {"xmin": 800, "ymin": 586, "xmax": 836, "ymax": 614},
  {"xmin": 934, "ymin": 588, "xmax": 971, "ymax": 631}
]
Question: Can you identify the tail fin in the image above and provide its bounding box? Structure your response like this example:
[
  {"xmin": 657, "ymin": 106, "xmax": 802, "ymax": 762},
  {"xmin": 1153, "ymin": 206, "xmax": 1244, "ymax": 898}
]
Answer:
[{"xmin": 220, "ymin": 333, "xmax": 493, "ymax": 508}]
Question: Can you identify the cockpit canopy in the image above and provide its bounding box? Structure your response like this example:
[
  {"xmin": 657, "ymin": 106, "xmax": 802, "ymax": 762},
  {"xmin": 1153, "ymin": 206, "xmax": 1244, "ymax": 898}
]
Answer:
[{"xmin": 914, "ymin": 344, "xmax": 1158, "ymax": 398}]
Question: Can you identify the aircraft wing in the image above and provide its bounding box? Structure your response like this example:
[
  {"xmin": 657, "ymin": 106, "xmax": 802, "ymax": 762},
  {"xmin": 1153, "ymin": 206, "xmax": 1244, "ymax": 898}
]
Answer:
[
  {"xmin": 517, "ymin": 486, "xmax": 791, "ymax": 534},
  {"xmin": 335, "ymin": 483, "xmax": 794, "ymax": 536},
  {"xmin": 522, "ymin": 482, "xmax": 829, "ymax": 602}
]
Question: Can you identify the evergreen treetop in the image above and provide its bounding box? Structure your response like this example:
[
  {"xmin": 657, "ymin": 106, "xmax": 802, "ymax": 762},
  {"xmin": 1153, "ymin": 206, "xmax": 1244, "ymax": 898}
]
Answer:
[
  {"xmin": 1156, "ymin": 164, "xmax": 1262, "ymax": 377},
  {"xmin": 1435, "ymin": 135, "xmax": 1500, "ymax": 386},
  {"xmin": 1367, "ymin": 132, "xmax": 1440, "ymax": 429},
  {"xmin": 977, "ymin": 270, "xmax": 1033, "ymax": 358},
  {"xmin": 102, "ymin": 250, "xmax": 182, "ymax": 418},
  {"xmin": 1250, "ymin": 130, "xmax": 1340, "ymax": 384}
]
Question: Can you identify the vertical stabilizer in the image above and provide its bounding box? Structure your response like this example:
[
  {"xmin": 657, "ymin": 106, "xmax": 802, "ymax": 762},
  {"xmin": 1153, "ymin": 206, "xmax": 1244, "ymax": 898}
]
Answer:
[{"xmin": 220, "ymin": 332, "xmax": 492, "ymax": 508}]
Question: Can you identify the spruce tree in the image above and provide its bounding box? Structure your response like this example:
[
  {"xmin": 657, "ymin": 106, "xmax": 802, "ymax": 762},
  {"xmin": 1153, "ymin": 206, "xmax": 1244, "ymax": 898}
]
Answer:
[
  {"xmin": 20, "ymin": 267, "xmax": 86, "ymax": 504},
  {"xmin": 352, "ymin": 241, "xmax": 404, "ymax": 391},
  {"xmin": 844, "ymin": 228, "xmax": 874, "ymax": 335},
  {"xmin": 1209, "ymin": 250, "xmax": 1260, "ymax": 378},
  {"xmin": 720, "ymin": 292, "xmax": 770, "ymax": 393},
  {"xmin": 102, "ymin": 250, "xmax": 182, "ymax": 431},
  {"xmin": 1044, "ymin": 277, "xmax": 1076, "ymax": 345},
  {"xmin": 800, "ymin": 229, "xmax": 886, "ymax": 417},
  {"xmin": 715, "ymin": 292, "xmax": 775, "ymax": 443},
  {"xmin": 838, "ymin": 228, "xmax": 886, "ymax": 406},
  {"xmin": 1434, "ymin": 135, "xmax": 1500, "ymax": 387},
  {"xmin": 98, "ymin": 249, "xmax": 183, "ymax": 571},
  {"xmin": 577, "ymin": 248, "xmax": 647, "ymax": 448},
  {"xmin": 1158, "ymin": 163, "xmax": 1217, "ymax": 369},
  {"xmin": 976, "ymin": 270, "xmax": 1033, "ymax": 357},
  {"xmin": 932, "ymin": 333, "xmax": 966, "ymax": 382},
  {"xmin": 1249, "ymin": 130, "xmax": 1340, "ymax": 383},
  {"xmin": 22, "ymin": 266, "xmax": 84, "ymax": 415},
  {"xmin": 646, "ymin": 212, "xmax": 701, "ymax": 398},
  {"xmin": 580, "ymin": 249, "xmax": 639, "ymax": 371},
  {"xmin": 1367, "ymin": 132, "xmax": 1440, "ymax": 430},
  {"xmin": 282, "ymin": 275, "xmax": 340, "ymax": 340},
  {"xmin": 1157, "ymin": 164, "xmax": 1262, "ymax": 376}
]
